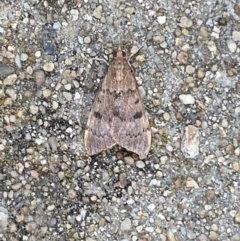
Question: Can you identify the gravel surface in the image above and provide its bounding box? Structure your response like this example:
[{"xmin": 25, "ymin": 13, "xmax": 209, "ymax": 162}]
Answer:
[{"xmin": 0, "ymin": 0, "xmax": 240, "ymax": 240}]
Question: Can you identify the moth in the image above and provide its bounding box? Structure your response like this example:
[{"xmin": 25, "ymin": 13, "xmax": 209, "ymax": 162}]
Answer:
[{"xmin": 84, "ymin": 46, "xmax": 151, "ymax": 158}]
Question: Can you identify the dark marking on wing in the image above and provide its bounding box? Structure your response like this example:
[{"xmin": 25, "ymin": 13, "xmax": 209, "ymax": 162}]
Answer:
[
  {"xmin": 94, "ymin": 111, "xmax": 102, "ymax": 119},
  {"xmin": 133, "ymin": 111, "xmax": 143, "ymax": 119},
  {"xmin": 113, "ymin": 107, "xmax": 119, "ymax": 117}
]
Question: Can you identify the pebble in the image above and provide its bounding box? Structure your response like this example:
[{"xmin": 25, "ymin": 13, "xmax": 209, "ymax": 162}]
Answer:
[
  {"xmin": 179, "ymin": 94, "xmax": 195, "ymax": 105},
  {"xmin": 157, "ymin": 16, "xmax": 166, "ymax": 25},
  {"xmin": 235, "ymin": 211, "xmax": 240, "ymax": 223},
  {"xmin": 235, "ymin": 4, "xmax": 240, "ymax": 15},
  {"xmin": 63, "ymin": 92, "xmax": 72, "ymax": 101},
  {"xmin": 48, "ymin": 218, "xmax": 57, "ymax": 227},
  {"xmin": 48, "ymin": 137, "xmax": 58, "ymax": 151},
  {"xmin": 84, "ymin": 36, "xmax": 91, "ymax": 44},
  {"xmin": 186, "ymin": 65, "xmax": 195, "ymax": 74},
  {"xmin": 211, "ymin": 224, "xmax": 218, "ymax": 232},
  {"xmin": 197, "ymin": 234, "xmax": 208, "ymax": 241},
  {"xmin": 20, "ymin": 53, "xmax": 28, "ymax": 61},
  {"xmin": 177, "ymin": 52, "xmax": 188, "ymax": 64},
  {"xmin": 187, "ymin": 230, "xmax": 196, "ymax": 239},
  {"xmin": 120, "ymin": 218, "xmax": 131, "ymax": 231},
  {"xmin": 181, "ymin": 125, "xmax": 199, "ymax": 158},
  {"xmin": 227, "ymin": 39, "xmax": 237, "ymax": 53},
  {"xmin": 124, "ymin": 6, "xmax": 135, "ymax": 15},
  {"xmin": 4, "ymin": 98, "xmax": 13, "ymax": 106},
  {"xmin": 25, "ymin": 133, "xmax": 31, "ymax": 141},
  {"xmin": 68, "ymin": 189, "xmax": 77, "ymax": 199},
  {"xmin": 163, "ymin": 112, "xmax": 170, "ymax": 121},
  {"xmin": 29, "ymin": 104, "xmax": 39, "ymax": 115},
  {"xmin": 153, "ymin": 35, "xmax": 165, "ymax": 43},
  {"xmin": 136, "ymin": 55, "xmax": 146, "ymax": 62},
  {"xmin": 197, "ymin": 69, "xmax": 205, "ymax": 79},
  {"xmin": 25, "ymin": 222, "xmax": 37, "ymax": 232},
  {"xmin": 93, "ymin": 5, "xmax": 102, "ymax": 19},
  {"xmin": 47, "ymin": 205, "xmax": 55, "ymax": 211},
  {"xmin": 200, "ymin": 26, "xmax": 208, "ymax": 39},
  {"xmin": 65, "ymin": 58, "xmax": 72, "ymax": 66},
  {"xmin": 64, "ymin": 83, "xmax": 71, "ymax": 90},
  {"xmin": 35, "ymin": 50, "xmax": 41, "ymax": 58},
  {"xmin": 205, "ymin": 189, "xmax": 215, "ymax": 201},
  {"xmin": 148, "ymin": 203, "xmax": 156, "ymax": 211},
  {"xmin": 26, "ymin": 66, "xmax": 33, "ymax": 75},
  {"xmin": 235, "ymin": 147, "xmax": 240, "ymax": 156},
  {"xmin": 52, "ymin": 101, "xmax": 58, "ymax": 109},
  {"xmin": 12, "ymin": 182, "xmax": 23, "ymax": 190},
  {"xmin": 3, "ymin": 74, "xmax": 17, "ymax": 85},
  {"xmin": 152, "ymin": 99, "xmax": 160, "ymax": 106},
  {"xmin": 175, "ymin": 37, "xmax": 183, "ymax": 46},
  {"xmin": 236, "ymin": 83, "xmax": 240, "ymax": 93},
  {"xmin": 231, "ymin": 233, "xmax": 240, "ymax": 241},
  {"xmin": 58, "ymin": 171, "xmax": 65, "ymax": 180},
  {"xmin": 114, "ymin": 173, "xmax": 127, "ymax": 188},
  {"xmin": 232, "ymin": 30, "xmax": 240, "ymax": 41},
  {"xmin": 70, "ymin": 9, "xmax": 79, "ymax": 21},
  {"xmin": 0, "ymin": 207, "xmax": 8, "ymax": 233},
  {"xmin": 235, "ymin": 106, "xmax": 240, "ymax": 115},
  {"xmin": 124, "ymin": 156, "xmax": 134, "ymax": 165},
  {"xmin": 53, "ymin": 21, "xmax": 61, "ymax": 31},
  {"xmin": 186, "ymin": 177, "xmax": 199, "ymax": 189},
  {"xmin": 209, "ymin": 231, "xmax": 219, "ymax": 241},
  {"xmin": 66, "ymin": 127, "xmax": 73, "ymax": 133},
  {"xmin": 136, "ymin": 160, "xmax": 145, "ymax": 168},
  {"xmin": 232, "ymin": 161, "xmax": 239, "ymax": 171},
  {"xmin": 160, "ymin": 41, "xmax": 167, "ymax": 48},
  {"xmin": 34, "ymin": 70, "xmax": 46, "ymax": 87},
  {"xmin": 43, "ymin": 42, "xmax": 56, "ymax": 55},
  {"xmin": 43, "ymin": 89, "xmax": 52, "ymax": 98},
  {"xmin": 77, "ymin": 36, "xmax": 84, "ymax": 44},
  {"xmin": 145, "ymin": 226, "xmax": 154, "ymax": 232},
  {"xmin": 221, "ymin": 119, "xmax": 228, "ymax": 127},
  {"xmin": 43, "ymin": 62, "xmax": 55, "ymax": 72},
  {"xmin": 30, "ymin": 170, "xmax": 39, "ymax": 179},
  {"xmin": 208, "ymin": 41, "xmax": 217, "ymax": 52},
  {"xmin": 15, "ymin": 54, "xmax": 21, "ymax": 68},
  {"xmin": 86, "ymin": 238, "xmax": 96, "ymax": 241},
  {"xmin": 179, "ymin": 16, "xmax": 193, "ymax": 28},
  {"xmin": 166, "ymin": 230, "xmax": 177, "ymax": 241},
  {"xmin": 0, "ymin": 65, "xmax": 15, "ymax": 77},
  {"xmin": 5, "ymin": 88, "xmax": 17, "ymax": 100}
]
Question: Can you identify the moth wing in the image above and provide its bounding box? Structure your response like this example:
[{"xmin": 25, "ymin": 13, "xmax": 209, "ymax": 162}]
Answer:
[
  {"xmin": 111, "ymin": 71, "xmax": 151, "ymax": 158},
  {"xmin": 84, "ymin": 83, "xmax": 116, "ymax": 156}
]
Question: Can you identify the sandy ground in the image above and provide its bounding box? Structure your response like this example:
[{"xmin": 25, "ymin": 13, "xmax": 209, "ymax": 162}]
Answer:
[{"xmin": 0, "ymin": 0, "xmax": 240, "ymax": 240}]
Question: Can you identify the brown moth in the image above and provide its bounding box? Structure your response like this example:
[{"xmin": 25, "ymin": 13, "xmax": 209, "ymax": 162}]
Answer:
[{"xmin": 84, "ymin": 46, "xmax": 151, "ymax": 158}]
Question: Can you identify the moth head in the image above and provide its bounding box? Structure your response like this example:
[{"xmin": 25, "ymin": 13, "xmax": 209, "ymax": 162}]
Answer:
[{"xmin": 115, "ymin": 46, "xmax": 126, "ymax": 58}]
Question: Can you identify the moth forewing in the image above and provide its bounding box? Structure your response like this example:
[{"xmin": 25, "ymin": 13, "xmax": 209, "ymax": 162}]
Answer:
[{"xmin": 84, "ymin": 46, "xmax": 151, "ymax": 157}]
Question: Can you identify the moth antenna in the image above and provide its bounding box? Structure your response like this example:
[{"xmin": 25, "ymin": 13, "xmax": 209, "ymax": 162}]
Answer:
[
  {"xmin": 129, "ymin": 40, "xmax": 147, "ymax": 60},
  {"xmin": 88, "ymin": 57, "xmax": 109, "ymax": 66}
]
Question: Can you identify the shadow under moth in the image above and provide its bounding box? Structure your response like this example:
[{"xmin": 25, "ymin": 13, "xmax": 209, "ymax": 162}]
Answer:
[{"xmin": 84, "ymin": 46, "xmax": 151, "ymax": 158}]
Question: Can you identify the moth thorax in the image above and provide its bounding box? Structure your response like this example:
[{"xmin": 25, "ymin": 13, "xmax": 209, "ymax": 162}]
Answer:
[
  {"xmin": 115, "ymin": 61, "xmax": 124, "ymax": 70},
  {"xmin": 115, "ymin": 68, "xmax": 124, "ymax": 82}
]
